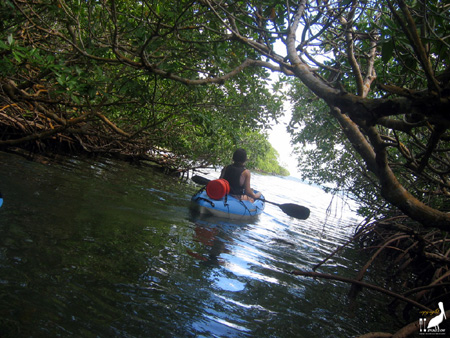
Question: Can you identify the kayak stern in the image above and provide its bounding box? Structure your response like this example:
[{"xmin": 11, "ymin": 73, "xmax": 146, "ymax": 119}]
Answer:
[{"xmin": 191, "ymin": 190, "xmax": 264, "ymax": 220}]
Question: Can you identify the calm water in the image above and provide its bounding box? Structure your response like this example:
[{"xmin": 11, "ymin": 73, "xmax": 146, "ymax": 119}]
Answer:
[{"xmin": 0, "ymin": 151, "xmax": 399, "ymax": 337}]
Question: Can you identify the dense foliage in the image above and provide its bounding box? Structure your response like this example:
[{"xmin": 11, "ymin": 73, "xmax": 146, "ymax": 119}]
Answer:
[
  {"xmin": 0, "ymin": 0, "xmax": 286, "ymax": 173},
  {"xmin": 285, "ymin": 0, "xmax": 450, "ymax": 220},
  {"xmin": 287, "ymin": 78, "xmax": 388, "ymax": 217}
]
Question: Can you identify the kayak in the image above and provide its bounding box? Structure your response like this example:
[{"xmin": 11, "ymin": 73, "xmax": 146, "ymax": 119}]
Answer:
[
  {"xmin": 191, "ymin": 175, "xmax": 310, "ymax": 220},
  {"xmin": 191, "ymin": 189, "xmax": 265, "ymax": 220}
]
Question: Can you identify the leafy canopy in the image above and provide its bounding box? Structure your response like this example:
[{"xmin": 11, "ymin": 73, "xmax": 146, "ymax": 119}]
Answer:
[{"xmin": 0, "ymin": 0, "xmax": 285, "ymax": 173}]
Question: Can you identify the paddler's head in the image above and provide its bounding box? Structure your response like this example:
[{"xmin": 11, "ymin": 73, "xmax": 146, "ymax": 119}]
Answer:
[{"xmin": 232, "ymin": 148, "xmax": 247, "ymax": 164}]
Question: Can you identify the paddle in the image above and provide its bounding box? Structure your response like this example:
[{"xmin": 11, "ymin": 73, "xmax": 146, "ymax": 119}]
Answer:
[{"xmin": 191, "ymin": 175, "xmax": 310, "ymax": 220}]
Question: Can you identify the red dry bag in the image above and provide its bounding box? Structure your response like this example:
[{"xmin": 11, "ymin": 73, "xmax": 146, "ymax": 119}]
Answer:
[{"xmin": 206, "ymin": 179, "xmax": 230, "ymax": 200}]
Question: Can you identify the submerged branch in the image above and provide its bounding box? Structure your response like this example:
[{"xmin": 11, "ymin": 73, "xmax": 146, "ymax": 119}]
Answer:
[{"xmin": 289, "ymin": 269, "xmax": 432, "ymax": 312}]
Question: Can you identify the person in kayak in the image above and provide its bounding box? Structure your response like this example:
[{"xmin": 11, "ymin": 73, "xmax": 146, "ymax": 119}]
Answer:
[{"xmin": 220, "ymin": 148, "xmax": 262, "ymax": 202}]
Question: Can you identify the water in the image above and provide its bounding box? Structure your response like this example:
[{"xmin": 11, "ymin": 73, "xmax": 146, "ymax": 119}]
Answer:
[{"xmin": 0, "ymin": 151, "xmax": 399, "ymax": 337}]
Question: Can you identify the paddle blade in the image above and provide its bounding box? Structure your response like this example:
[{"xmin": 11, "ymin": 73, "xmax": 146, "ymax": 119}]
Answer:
[
  {"xmin": 192, "ymin": 175, "xmax": 211, "ymax": 186},
  {"xmin": 279, "ymin": 203, "xmax": 310, "ymax": 220}
]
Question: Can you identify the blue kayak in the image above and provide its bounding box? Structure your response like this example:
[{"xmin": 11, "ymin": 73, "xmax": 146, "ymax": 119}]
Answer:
[{"xmin": 191, "ymin": 189, "xmax": 265, "ymax": 220}]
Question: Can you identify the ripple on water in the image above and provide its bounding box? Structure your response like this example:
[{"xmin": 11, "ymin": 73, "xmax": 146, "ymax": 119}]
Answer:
[{"xmin": 1, "ymin": 154, "xmax": 392, "ymax": 338}]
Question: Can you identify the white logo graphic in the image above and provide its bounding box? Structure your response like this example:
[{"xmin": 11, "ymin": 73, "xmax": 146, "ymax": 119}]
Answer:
[{"xmin": 419, "ymin": 302, "xmax": 446, "ymax": 336}]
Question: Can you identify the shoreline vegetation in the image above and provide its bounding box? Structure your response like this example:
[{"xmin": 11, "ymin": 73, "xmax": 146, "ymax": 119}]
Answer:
[
  {"xmin": 0, "ymin": 139, "xmax": 289, "ymax": 178},
  {"xmin": 1, "ymin": 1, "xmax": 449, "ymax": 337}
]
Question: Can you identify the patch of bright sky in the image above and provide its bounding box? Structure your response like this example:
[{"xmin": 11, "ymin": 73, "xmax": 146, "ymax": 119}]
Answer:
[
  {"xmin": 268, "ymin": 107, "xmax": 299, "ymax": 176},
  {"xmin": 265, "ymin": 39, "xmax": 300, "ymax": 177},
  {"xmin": 266, "ymin": 32, "xmax": 331, "ymax": 178}
]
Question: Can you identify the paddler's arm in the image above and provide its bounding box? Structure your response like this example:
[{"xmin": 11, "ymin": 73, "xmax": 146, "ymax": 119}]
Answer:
[{"xmin": 242, "ymin": 169, "xmax": 261, "ymax": 199}]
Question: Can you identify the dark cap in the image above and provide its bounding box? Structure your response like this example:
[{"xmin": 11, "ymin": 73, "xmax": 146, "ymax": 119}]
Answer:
[{"xmin": 232, "ymin": 148, "xmax": 247, "ymax": 163}]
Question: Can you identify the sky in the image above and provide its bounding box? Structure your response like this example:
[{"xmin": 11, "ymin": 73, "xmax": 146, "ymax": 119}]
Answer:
[
  {"xmin": 267, "ymin": 111, "xmax": 300, "ymax": 177},
  {"xmin": 265, "ymin": 66, "xmax": 300, "ymax": 177},
  {"xmin": 265, "ymin": 40, "xmax": 304, "ymax": 177}
]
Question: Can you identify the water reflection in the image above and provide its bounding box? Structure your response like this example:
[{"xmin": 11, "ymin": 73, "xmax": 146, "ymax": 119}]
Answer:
[
  {"xmin": 0, "ymin": 152, "xmax": 399, "ymax": 337},
  {"xmin": 187, "ymin": 220, "xmax": 231, "ymax": 266}
]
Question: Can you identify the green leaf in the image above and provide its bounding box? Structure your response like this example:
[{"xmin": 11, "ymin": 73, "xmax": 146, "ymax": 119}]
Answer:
[
  {"xmin": 71, "ymin": 94, "xmax": 81, "ymax": 104},
  {"xmin": 12, "ymin": 51, "xmax": 23, "ymax": 62},
  {"xmin": 381, "ymin": 39, "xmax": 394, "ymax": 63}
]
